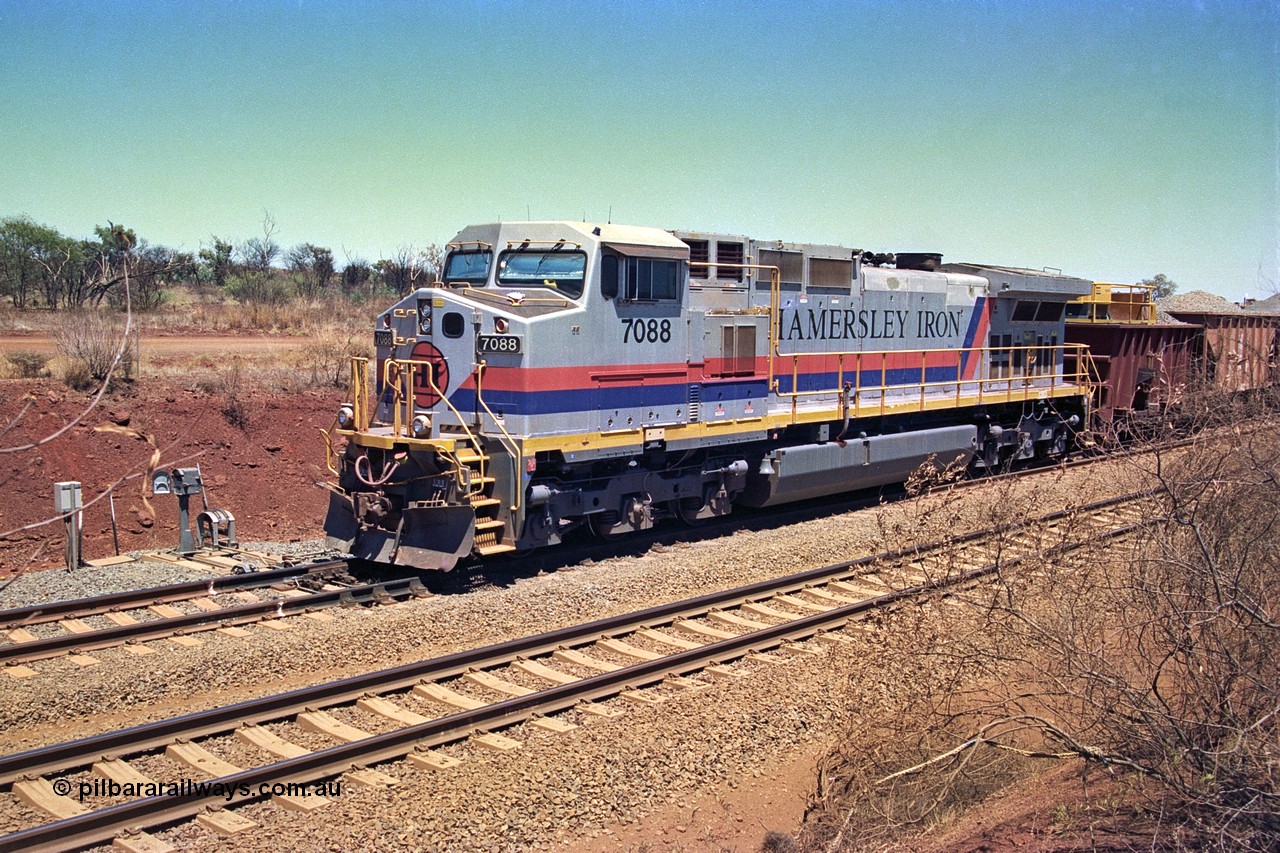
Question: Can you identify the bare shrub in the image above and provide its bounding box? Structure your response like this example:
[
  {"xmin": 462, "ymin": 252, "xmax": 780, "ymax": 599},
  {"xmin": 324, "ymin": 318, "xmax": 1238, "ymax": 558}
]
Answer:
[
  {"xmin": 760, "ymin": 830, "xmax": 799, "ymax": 852},
  {"xmin": 294, "ymin": 329, "xmax": 372, "ymax": 389},
  {"xmin": 52, "ymin": 311, "xmax": 139, "ymax": 387},
  {"xmin": 271, "ymin": 366, "xmax": 312, "ymax": 396},
  {"xmin": 57, "ymin": 359, "xmax": 94, "ymax": 391},
  {"xmin": 805, "ymin": 426, "xmax": 1280, "ymax": 851},
  {"xmin": 222, "ymin": 396, "xmax": 250, "ymax": 430},
  {"xmin": 5, "ymin": 350, "xmax": 50, "ymax": 378},
  {"xmin": 195, "ymin": 357, "xmax": 251, "ymax": 429}
]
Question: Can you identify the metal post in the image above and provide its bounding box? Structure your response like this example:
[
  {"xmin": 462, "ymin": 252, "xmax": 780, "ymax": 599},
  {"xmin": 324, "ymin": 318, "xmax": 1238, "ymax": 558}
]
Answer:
[
  {"xmin": 176, "ymin": 492, "xmax": 197, "ymax": 556},
  {"xmin": 153, "ymin": 467, "xmax": 204, "ymax": 556},
  {"xmin": 174, "ymin": 467, "xmax": 204, "ymax": 556},
  {"xmin": 108, "ymin": 491, "xmax": 120, "ymax": 556},
  {"xmin": 54, "ymin": 482, "xmax": 82, "ymax": 571}
]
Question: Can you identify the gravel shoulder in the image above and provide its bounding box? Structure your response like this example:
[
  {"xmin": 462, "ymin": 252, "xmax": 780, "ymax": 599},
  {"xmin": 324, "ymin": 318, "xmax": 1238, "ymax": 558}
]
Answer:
[
  {"xmin": 0, "ymin": 456, "xmax": 1154, "ymax": 744},
  {"xmin": 0, "ymin": 453, "xmax": 1166, "ymax": 850}
]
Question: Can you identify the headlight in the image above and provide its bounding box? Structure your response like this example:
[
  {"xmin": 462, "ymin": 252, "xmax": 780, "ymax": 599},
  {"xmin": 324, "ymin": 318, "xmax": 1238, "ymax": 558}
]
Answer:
[
  {"xmin": 411, "ymin": 414, "xmax": 432, "ymax": 438},
  {"xmin": 417, "ymin": 299, "xmax": 433, "ymax": 335},
  {"xmin": 336, "ymin": 405, "xmax": 355, "ymax": 429}
]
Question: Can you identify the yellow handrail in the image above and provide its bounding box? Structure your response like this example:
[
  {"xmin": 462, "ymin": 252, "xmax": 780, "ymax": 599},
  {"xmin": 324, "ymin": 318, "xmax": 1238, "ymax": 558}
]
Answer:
[
  {"xmin": 473, "ymin": 361, "xmax": 524, "ymax": 513},
  {"xmin": 382, "ymin": 357, "xmax": 485, "ymax": 495},
  {"xmin": 766, "ymin": 342, "xmax": 1092, "ymax": 420},
  {"xmin": 504, "ymin": 239, "xmax": 583, "ymax": 250},
  {"xmin": 320, "ymin": 425, "xmax": 338, "ymax": 476},
  {"xmin": 350, "ymin": 357, "xmax": 369, "ymax": 431},
  {"xmin": 1068, "ymin": 282, "xmax": 1157, "ymax": 325}
]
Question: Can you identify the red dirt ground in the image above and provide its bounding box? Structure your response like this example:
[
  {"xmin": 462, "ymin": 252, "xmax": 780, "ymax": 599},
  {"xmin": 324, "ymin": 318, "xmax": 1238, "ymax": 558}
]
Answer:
[
  {"xmin": 0, "ymin": 352, "xmax": 1168, "ymax": 850},
  {"xmin": 0, "ymin": 375, "xmax": 344, "ymax": 573}
]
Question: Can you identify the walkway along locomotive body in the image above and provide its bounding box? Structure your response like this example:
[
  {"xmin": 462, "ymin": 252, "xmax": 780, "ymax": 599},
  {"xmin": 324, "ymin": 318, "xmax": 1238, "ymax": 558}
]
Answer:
[{"xmin": 323, "ymin": 222, "xmax": 1093, "ymax": 570}]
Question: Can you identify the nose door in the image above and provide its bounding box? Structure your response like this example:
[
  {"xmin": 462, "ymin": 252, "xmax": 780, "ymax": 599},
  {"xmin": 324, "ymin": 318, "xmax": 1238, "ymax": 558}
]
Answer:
[
  {"xmin": 409, "ymin": 340, "xmax": 451, "ymax": 408},
  {"xmin": 409, "ymin": 301, "xmax": 475, "ymax": 426}
]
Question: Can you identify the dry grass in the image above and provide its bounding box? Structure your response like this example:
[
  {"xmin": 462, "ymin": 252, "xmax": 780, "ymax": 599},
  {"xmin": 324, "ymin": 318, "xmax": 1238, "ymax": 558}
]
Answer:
[
  {"xmin": 2, "ymin": 290, "xmax": 378, "ymax": 338},
  {"xmin": 141, "ymin": 292, "xmax": 378, "ymax": 336},
  {"xmin": 2, "ymin": 350, "xmax": 50, "ymax": 379},
  {"xmin": 1, "ymin": 293, "xmax": 379, "ymax": 393},
  {"xmin": 803, "ymin": 420, "xmax": 1280, "ymax": 852}
]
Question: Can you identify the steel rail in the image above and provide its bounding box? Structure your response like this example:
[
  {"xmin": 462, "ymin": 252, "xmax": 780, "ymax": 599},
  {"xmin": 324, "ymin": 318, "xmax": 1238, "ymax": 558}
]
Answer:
[
  {"xmin": 0, "ymin": 577, "xmax": 427, "ymax": 666},
  {"xmin": 0, "ymin": 559, "xmax": 350, "ymax": 631},
  {"xmin": 0, "ymin": 489, "xmax": 1156, "ymax": 787},
  {"xmin": 0, "ymin": 511, "xmax": 1152, "ymax": 853}
]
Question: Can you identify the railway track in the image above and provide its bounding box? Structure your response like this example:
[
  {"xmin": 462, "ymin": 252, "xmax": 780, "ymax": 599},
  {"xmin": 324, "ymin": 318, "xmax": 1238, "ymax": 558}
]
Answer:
[
  {"xmin": 0, "ymin": 489, "xmax": 1159, "ymax": 852},
  {"xmin": 2, "ymin": 436, "xmax": 1194, "ymax": 673},
  {"xmin": 0, "ymin": 559, "xmax": 428, "ymax": 671}
]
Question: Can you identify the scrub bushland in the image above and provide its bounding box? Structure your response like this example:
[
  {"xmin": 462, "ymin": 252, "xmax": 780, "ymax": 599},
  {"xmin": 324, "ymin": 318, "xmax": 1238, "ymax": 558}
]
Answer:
[{"xmin": 802, "ymin": 414, "xmax": 1280, "ymax": 851}]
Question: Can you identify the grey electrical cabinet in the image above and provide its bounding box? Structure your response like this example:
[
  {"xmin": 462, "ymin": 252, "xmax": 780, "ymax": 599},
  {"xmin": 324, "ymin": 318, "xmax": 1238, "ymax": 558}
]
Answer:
[{"xmin": 54, "ymin": 481, "xmax": 83, "ymax": 513}]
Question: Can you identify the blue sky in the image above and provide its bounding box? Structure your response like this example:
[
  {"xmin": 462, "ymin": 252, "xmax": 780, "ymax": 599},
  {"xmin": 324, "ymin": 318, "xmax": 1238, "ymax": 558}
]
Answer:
[{"xmin": 0, "ymin": 0, "xmax": 1275, "ymax": 300}]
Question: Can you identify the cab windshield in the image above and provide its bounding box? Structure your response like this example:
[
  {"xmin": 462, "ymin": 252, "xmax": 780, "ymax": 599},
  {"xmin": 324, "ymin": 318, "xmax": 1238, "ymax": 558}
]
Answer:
[
  {"xmin": 496, "ymin": 250, "xmax": 586, "ymax": 298},
  {"xmin": 443, "ymin": 250, "xmax": 492, "ymax": 285}
]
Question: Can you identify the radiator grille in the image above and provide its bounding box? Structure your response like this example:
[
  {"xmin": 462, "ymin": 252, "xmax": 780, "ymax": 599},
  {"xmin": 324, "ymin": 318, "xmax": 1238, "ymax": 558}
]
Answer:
[{"xmin": 715, "ymin": 241, "xmax": 744, "ymax": 281}]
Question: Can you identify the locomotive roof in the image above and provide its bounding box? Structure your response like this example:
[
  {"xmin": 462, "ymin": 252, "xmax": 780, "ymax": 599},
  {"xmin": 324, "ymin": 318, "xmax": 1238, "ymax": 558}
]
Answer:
[
  {"xmin": 450, "ymin": 221, "xmax": 690, "ymax": 255},
  {"xmin": 939, "ymin": 262, "xmax": 1092, "ymax": 298}
]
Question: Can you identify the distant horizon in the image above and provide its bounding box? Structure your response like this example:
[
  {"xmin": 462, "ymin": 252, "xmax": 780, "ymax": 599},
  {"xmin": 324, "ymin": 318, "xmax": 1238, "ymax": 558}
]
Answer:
[
  {"xmin": 2, "ymin": 1, "xmax": 1275, "ymax": 303},
  {"xmin": 0, "ymin": 207, "xmax": 1264, "ymax": 308}
]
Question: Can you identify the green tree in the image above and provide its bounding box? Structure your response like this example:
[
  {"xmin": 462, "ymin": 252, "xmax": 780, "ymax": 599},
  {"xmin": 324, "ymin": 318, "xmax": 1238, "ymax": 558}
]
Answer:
[
  {"xmin": 227, "ymin": 215, "xmax": 290, "ymax": 305},
  {"xmin": 105, "ymin": 246, "xmax": 192, "ymax": 311},
  {"xmin": 199, "ymin": 236, "xmax": 234, "ymax": 289},
  {"xmin": 341, "ymin": 255, "xmax": 373, "ymax": 298},
  {"xmin": 285, "ymin": 243, "xmax": 336, "ymax": 299},
  {"xmin": 0, "ymin": 217, "xmax": 57, "ymax": 309},
  {"xmin": 0, "ymin": 217, "xmax": 81, "ymax": 310},
  {"xmin": 1140, "ymin": 273, "xmax": 1177, "ymax": 299},
  {"xmin": 71, "ymin": 222, "xmax": 135, "ymax": 308},
  {"xmin": 65, "ymin": 223, "xmax": 187, "ymax": 311}
]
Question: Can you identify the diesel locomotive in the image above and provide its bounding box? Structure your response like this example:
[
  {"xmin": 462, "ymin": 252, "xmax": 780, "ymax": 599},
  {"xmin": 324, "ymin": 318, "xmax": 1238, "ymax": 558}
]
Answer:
[{"xmin": 322, "ymin": 221, "xmax": 1094, "ymax": 570}]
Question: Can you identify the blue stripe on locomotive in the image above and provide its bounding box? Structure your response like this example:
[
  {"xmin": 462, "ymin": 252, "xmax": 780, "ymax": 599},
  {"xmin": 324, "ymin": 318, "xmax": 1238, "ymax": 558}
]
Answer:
[
  {"xmin": 958, "ymin": 296, "xmax": 986, "ymax": 377},
  {"xmin": 447, "ymin": 365, "xmax": 971, "ymax": 417}
]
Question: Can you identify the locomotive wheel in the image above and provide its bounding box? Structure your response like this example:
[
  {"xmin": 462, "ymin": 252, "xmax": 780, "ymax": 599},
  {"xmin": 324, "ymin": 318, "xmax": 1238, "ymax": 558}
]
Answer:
[
  {"xmin": 588, "ymin": 511, "xmax": 623, "ymax": 538},
  {"xmin": 676, "ymin": 496, "xmax": 707, "ymax": 526}
]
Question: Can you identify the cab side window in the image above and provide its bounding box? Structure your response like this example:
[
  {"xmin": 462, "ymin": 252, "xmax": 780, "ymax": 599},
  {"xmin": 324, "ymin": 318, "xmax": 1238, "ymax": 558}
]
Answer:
[
  {"xmin": 601, "ymin": 254, "xmax": 619, "ymax": 299},
  {"xmin": 624, "ymin": 258, "xmax": 679, "ymax": 301}
]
